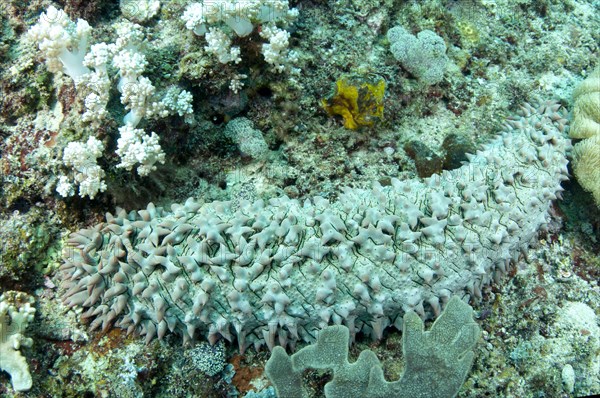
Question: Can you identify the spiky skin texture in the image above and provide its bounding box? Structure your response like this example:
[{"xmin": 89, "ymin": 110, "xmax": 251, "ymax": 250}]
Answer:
[{"xmin": 61, "ymin": 102, "xmax": 570, "ymax": 352}]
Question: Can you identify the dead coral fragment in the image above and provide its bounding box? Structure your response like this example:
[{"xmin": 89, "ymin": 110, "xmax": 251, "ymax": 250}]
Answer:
[
  {"xmin": 321, "ymin": 75, "xmax": 385, "ymax": 130},
  {"xmin": 0, "ymin": 291, "xmax": 35, "ymax": 392}
]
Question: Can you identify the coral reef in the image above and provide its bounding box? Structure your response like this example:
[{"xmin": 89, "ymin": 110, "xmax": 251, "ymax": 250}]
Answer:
[
  {"xmin": 120, "ymin": 0, "xmax": 161, "ymax": 23},
  {"xmin": 115, "ymin": 125, "xmax": 166, "ymax": 177},
  {"xmin": 506, "ymin": 300, "xmax": 600, "ymax": 394},
  {"xmin": 1, "ymin": 0, "xmax": 600, "ymax": 396},
  {"xmin": 572, "ymin": 134, "xmax": 600, "ymax": 206},
  {"xmin": 28, "ymin": 6, "xmax": 193, "ymax": 192},
  {"xmin": 460, "ymin": 231, "xmax": 600, "ymax": 397},
  {"xmin": 181, "ymin": 0, "xmax": 298, "ymax": 72},
  {"xmin": 27, "ymin": 6, "xmax": 92, "ymax": 83}
]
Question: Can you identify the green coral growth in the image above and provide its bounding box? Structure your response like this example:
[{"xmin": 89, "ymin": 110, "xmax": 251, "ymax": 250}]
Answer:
[
  {"xmin": 265, "ymin": 296, "xmax": 480, "ymax": 398},
  {"xmin": 0, "ymin": 208, "xmax": 59, "ymax": 284}
]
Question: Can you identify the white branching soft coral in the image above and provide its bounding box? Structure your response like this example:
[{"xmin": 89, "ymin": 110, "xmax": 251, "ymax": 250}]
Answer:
[
  {"xmin": 204, "ymin": 27, "xmax": 242, "ymax": 64},
  {"xmin": 29, "ymin": 7, "xmax": 194, "ymax": 126},
  {"xmin": 181, "ymin": 2, "xmax": 210, "ymax": 35},
  {"xmin": 28, "ymin": 6, "xmax": 91, "ymax": 82},
  {"xmin": 182, "ymin": 0, "xmax": 298, "ymax": 69},
  {"xmin": 28, "ymin": 8, "xmax": 112, "ymax": 122},
  {"xmin": 29, "ymin": 6, "xmax": 194, "ymax": 187},
  {"xmin": 120, "ymin": 74, "xmax": 156, "ymax": 126},
  {"xmin": 115, "ymin": 125, "xmax": 166, "ymax": 176},
  {"xmin": 229, "ymin": 73, "xmax": 248, "ymax": 93},
  {"xmin": 0, "ymin": 292, "xmax": 36, "ymax": 392},
  {"xmin": 260, "ymin": 24, "xmax": 296, "ymax": 73},
  {"xmin": 82, "ymin": 91, "xmax": 109, "ymax": 123},
  {"xmin": 113, "ymin": 50, "xmax": 149, "ymax": 86},
  {"xmin": 112, "ymin": 19, "xmax": 146, "ymax": 52},
  {"xmin": 182, "ymin": 0, "xmax": 297, "ymax": 37},
  {"xmin": 161, "ymin": 87, "xmax": 194, "ymax": 117},
  {"xmin": 57, "ymin": 137, "xmax": 107, "ymax": 199},
  {"xmin": 80, "ymin": 43, "xmax": 113, "ymax": 123},
  {"xmin": 111, "ymin": 21, "xmax": 193, "ymax": 126},
  {"xmin": 120, "ymin": 0, "xmax": 161, "ymax": 23},
  {"xmin": 110, "ymin": 22, "xmax": 153, "ymax": 127},
  {"xmin": 55, "ymin": 176, "xmax": 76, "ymax": 198},
  {"xmin": 116, "ymin": 69, "xmax": 193, "ymax": 126}
]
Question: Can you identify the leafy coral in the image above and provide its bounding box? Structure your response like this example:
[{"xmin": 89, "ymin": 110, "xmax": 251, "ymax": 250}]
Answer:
[{"xmin": 265, "ymin": 296, "xmax": 480, "ymax": 398}]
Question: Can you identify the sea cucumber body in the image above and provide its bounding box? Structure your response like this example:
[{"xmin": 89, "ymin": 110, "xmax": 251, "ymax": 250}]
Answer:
[{"xmin": 61, "ymin": 102, "xmax": 570, "ymax": 352}]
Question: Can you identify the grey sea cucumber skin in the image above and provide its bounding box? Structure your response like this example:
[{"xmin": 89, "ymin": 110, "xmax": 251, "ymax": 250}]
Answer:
[{"xmin": 61, "ymin": 101, "xmax": 570, "ymax": 352}]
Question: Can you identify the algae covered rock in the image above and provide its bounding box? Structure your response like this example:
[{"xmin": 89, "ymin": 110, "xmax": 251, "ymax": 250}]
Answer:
[{"xmin": 0, "ymin": 207, "xmax": 58, "ymax": 285}]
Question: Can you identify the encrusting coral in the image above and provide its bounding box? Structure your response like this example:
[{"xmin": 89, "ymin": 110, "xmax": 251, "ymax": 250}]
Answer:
[
  {"xmin": 570, "ymin": 66, "xmax": 600, "ymax": 206},
  {"xmin": 225, "ymin": 118, "xmax": 270, "ymax": 160},
  {"xmin": 60, "ymin": 101, "xmax": 569, "ymax": 352},
  {"xmin": 0, "ymin": 291, "xmax": 36, "ymax": 392},
  {"xmin": 387, "ymin": 26, "xmax": 449, "ymax": 85}
]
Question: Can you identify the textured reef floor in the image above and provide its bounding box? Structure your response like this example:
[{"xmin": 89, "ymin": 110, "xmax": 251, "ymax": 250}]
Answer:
[{"xmin": 0, "ymin": 0, "xmax": 599, "ymax": 397}]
